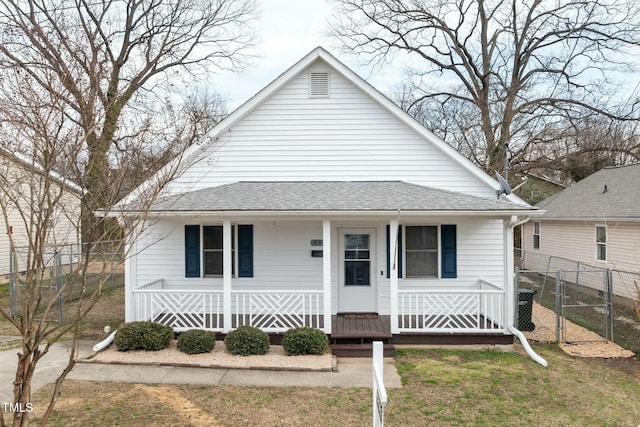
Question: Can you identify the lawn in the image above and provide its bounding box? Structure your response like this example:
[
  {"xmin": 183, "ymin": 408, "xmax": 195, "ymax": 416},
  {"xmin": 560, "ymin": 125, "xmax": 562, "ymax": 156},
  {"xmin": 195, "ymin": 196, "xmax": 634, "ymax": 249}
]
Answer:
[{"xmin": 29, "ymin": 345, "xmax": 640, "ymax": 426}]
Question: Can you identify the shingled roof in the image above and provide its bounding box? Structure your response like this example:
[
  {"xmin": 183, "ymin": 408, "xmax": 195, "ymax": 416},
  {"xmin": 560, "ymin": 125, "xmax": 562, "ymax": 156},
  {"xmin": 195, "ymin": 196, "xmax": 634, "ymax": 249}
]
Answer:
[
  {"xmin": 139, "ymin": 181, "xmax": 535, "ymax": 214},
  {"xmin": 537, "ymin": 164, "xmax": 640, "ymax": 221}
]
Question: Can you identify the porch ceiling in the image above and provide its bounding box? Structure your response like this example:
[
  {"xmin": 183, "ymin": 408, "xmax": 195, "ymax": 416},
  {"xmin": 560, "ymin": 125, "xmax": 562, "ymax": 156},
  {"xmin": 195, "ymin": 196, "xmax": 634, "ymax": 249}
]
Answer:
[{"xmin": 131, "ymin": 181, "xmax": 538, "ymax": 215}]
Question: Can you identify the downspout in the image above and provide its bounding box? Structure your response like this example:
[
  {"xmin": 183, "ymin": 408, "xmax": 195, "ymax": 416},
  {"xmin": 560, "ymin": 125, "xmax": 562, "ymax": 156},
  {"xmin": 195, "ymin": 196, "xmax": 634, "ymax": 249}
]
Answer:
[
  {"xmin": 506, "ymin": 216, "xmax": 548, "ymax": 367},
  {"xmin": 93, "ymin": 330, "xmax": 117, "ymax": 352}
]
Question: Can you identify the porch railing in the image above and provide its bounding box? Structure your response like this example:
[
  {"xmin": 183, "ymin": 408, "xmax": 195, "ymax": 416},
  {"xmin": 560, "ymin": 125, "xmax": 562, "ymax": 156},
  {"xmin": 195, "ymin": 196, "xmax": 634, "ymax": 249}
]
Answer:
[
  {"xmin": 397, "ymin": 280, "xmax": 506, "ymax": 333},
  {"xmin": 232, "ymin": 290, "xmax": 324, "ymax": 332},
  {"xmin": 132, "ymin": 279, "xmax": 224, "ymax": 331},
  {"xmin": 132, "ymin": 282, "xmax": 323, "ymax": 332}
]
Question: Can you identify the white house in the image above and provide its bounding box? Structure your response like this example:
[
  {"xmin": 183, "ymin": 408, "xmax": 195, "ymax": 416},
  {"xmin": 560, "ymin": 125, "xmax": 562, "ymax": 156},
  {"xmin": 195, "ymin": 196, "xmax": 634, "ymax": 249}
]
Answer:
[
  {"xmin": 114, "ymin": 48, "xmax": 542, "ymax": 349},
  {"xmin": 521, "ymin": 164, "xmax": 640, "ymax": 300},
  {"xmin": 0, "ymin": 149, "xmax": 82, "ymax": 275}
]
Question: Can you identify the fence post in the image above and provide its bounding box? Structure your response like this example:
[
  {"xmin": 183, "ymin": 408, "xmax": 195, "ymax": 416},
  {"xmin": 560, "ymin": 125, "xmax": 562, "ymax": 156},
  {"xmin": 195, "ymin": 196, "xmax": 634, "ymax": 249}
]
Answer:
[
  {"xmin": 555, "ymin": 270, "xmax": 562, "ymax": 343},
  {"xmin": 372, "ymin": 341, "xmax": 387, "ymax": 427},
  {"xmin": 9, "ymin": 248, "xmax": 15, "ymax": 318},
  {"xmin": 56, "ymin": 252, "xmax": 63, "ymax": 322},
  {"xmin": 514, "ymin": 268, "xmax": 520, "ymax": 329},
  {"xmin": 607, "ymin": 269, "xmax": 614, "ymax": 342}
]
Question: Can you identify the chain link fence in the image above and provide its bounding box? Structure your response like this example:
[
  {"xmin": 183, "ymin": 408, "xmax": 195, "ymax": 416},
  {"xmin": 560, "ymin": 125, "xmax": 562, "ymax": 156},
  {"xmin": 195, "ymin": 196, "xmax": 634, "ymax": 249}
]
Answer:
[
  {"xmin": 9, "ymin": 241, "xmax": 124, "ymax": 322},
  {"xmin": 515, "ymin": 249, "xmax": 640, "ymax": 356}
]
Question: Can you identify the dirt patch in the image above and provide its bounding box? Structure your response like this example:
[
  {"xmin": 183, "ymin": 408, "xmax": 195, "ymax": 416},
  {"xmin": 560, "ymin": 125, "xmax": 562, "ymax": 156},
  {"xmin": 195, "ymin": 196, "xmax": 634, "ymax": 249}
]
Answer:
[
  {"xmin": 136, "ymin": 384, "xmax": 221, "ymax": 427},
  {"xmin": 524, "ymin": 302, "xmax": 635, "ymax": 358}
]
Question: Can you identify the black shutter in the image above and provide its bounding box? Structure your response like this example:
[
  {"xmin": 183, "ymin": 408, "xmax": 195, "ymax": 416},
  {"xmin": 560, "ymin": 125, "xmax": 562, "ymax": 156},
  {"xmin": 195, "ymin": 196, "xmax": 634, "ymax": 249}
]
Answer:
[
  {"xmin": 441, "ymin": 225, "xmax": 457, "ymax": 278},
  {"xmin": 185, "ymin": 225, "xmax": 200, "ymax": 278},
  {"xmin": 237, "ymin": 224, "xmax": 254, "ymax": 278}
]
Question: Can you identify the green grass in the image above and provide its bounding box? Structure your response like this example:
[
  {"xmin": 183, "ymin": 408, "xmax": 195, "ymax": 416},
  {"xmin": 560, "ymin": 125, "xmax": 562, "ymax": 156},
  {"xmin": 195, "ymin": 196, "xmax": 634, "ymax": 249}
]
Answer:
[{"xmin": 29, "ymin": 345, "xmax": 640, "ymax": 426}]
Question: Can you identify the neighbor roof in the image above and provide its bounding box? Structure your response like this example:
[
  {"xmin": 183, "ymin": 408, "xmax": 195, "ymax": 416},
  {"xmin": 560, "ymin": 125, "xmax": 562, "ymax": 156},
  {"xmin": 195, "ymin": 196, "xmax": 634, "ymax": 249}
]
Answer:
[
  {"xmin": 537, "ymin": 164, "xmax": 640, "ymax": 221},
  {"xmin": 132, "ymin": 181, "xmax": 537, "ymax": 215}
]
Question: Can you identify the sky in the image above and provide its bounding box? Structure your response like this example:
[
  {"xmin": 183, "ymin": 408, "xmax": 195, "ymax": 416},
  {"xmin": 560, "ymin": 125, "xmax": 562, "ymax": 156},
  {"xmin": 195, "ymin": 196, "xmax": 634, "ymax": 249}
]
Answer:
[{"xmin": 213, "ymin": 0, "xmax": 405, "ymax": 109}]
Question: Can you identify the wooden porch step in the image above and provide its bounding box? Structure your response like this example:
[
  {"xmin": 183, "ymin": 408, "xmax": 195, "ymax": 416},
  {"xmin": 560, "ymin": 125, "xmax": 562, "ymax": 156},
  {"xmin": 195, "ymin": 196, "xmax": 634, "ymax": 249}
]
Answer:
[{"xmin": 331, "ymin": 343, "xmax": 395, "ymax": 358}]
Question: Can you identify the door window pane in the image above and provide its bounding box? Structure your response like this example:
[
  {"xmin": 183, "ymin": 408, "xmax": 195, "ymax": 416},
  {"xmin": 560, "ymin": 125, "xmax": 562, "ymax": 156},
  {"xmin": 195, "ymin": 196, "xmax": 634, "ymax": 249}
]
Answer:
[
  {"xmin": 344, "ymin": 234, "xmax": 371, "ymax": 286},
  {"xmin": 345, "ymin": 261, "xmax": 371, "ymax": 286}
]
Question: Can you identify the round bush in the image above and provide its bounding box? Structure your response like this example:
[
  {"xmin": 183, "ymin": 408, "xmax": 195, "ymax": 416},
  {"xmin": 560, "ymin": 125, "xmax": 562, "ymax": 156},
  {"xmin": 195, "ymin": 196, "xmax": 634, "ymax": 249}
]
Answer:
[
  {"xmin": 114, "ymin": 321, "xmax": 173, "ymax": 352},
  {"xmin": 224, "ymin": 325, "xmax": 270, "ymax": 356},
  {"xmin": 177, "ymin": 329, "xmax": 216, "ymax": 355},
  {"xmin": 282, "ymin": 327, "xmax": 329, "ymax": 356}
]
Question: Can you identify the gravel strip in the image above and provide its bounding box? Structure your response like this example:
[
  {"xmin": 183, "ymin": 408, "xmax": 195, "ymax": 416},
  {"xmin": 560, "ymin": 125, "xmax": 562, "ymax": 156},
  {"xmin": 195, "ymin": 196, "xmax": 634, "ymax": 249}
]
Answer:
[
  {"xmin": 83, "ymin": 340, "xmax": 336, "ymax": 371},
  {"xmin": 525, "ymin": 302, "xmax": 634, "ymax": 358}
]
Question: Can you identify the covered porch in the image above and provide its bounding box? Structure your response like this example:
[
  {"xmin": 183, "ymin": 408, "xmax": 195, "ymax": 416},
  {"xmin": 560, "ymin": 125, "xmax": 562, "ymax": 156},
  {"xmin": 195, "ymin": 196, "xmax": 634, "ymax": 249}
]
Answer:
[
  {"xmin": 125, "ymin": 181, "xmax": 525, "ymax": 341},
  {"xmin": 130, "ymin": 277, "xmax": 509, "ymax": 336}
]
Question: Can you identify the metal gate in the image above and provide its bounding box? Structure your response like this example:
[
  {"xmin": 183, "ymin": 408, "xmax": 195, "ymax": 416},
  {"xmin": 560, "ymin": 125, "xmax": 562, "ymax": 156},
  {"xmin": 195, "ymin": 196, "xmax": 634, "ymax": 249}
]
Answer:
[
  {"xmin": 557, "ymin": 269, "xmax": 614, "ymax": 343},
  {"xmin": 515, "ymin": 268, "xmax": 614, "ymax": 344}
]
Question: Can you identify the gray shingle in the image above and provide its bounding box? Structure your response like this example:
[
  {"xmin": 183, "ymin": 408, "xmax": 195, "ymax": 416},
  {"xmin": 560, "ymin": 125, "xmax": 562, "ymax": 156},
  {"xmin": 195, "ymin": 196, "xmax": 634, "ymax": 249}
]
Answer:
[
  {"xmin": 143, "ymin": 181, "xmax": 533, "ymax": 213},
  {"xmin": 537, "ymin": 164, "xmax": 640, "ymax": 220}
]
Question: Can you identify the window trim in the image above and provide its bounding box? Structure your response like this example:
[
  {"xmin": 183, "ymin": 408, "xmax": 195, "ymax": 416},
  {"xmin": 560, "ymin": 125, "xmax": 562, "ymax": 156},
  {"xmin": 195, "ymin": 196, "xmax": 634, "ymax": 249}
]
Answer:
[
  {"xmin": 403, "ymin": 225, "xmax": 440, "ymax": 278},
  {"xmin": 595, "ymin": 225, "xmax": 607, "ymax": 262},
  {"xmin": 533, "ymin": 221, "xmax": 541, "ymax": 250},
  {"xmin": 202, "ymin": 225, "xmax": 236, "ymax": 277}
]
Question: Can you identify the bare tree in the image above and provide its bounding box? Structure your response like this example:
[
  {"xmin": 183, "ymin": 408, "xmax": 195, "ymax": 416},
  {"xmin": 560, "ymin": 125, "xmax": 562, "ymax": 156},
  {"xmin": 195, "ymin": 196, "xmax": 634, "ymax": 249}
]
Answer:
[
  {"xmin": 0, "ymin": 1, "xmax": 244, "ymax": 424},
  {"xmin": 0, "ymin": 64, "xmax": 222, "ymax": 425},
  {"xmin": 0, "ymin": 0, "xmax": 256, "ymax": 240},
  {"xmin": 331, "ymin": 0, "xmax": 640, "ymax": 179}
]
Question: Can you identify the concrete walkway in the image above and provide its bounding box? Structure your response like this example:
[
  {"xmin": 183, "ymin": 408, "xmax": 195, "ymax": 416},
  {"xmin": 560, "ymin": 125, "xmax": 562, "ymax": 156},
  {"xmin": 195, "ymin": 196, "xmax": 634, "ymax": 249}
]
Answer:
[{"xmin": 0, "ymin": 337, "xmax": 402, "ymax": 402}]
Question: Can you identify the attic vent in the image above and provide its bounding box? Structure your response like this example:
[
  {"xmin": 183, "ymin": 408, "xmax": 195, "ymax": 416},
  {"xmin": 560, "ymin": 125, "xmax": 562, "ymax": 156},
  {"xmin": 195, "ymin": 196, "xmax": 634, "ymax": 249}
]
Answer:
[{"xmin": 309, "ymin": 72, "xmax": 329, "ymax": 97}]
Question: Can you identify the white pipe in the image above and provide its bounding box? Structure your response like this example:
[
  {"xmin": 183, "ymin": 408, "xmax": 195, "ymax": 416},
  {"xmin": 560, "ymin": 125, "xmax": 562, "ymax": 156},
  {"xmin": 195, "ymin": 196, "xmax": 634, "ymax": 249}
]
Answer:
[
  {"xmin": 508, "ymin": 325, "xmax": 548, "ymax": 367},
  {"xmin": 93, "ymin": 330, "xmax": 117, "ymax": 352}
]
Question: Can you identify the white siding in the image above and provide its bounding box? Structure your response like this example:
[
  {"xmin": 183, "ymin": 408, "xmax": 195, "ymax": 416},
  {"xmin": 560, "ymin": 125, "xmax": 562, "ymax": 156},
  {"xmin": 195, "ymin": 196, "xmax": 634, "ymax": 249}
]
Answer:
[
  {"xmin": 521, "ymin": 220, "xmax": 640, "ymax": 298},
  {"xmin": 136, "ymin": 216, "xmax": 505, "ymax": 315},
  {"xmin": 0, "ymin": 158, "xmax": 81, "ymax": 275},
  {"xmin": 165, "ymin": 60, "xmax": 494, "ymax": 198},
  {"xmin": 522, "ymin": 220, "xmax": 640, "ymax": 271}
]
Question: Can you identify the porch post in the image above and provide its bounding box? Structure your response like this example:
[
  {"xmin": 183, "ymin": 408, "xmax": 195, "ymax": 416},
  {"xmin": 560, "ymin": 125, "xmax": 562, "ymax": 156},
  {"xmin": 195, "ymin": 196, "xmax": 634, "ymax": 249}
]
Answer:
[
  {"xmin": 323, "ymin": 220, "xmax": 332, "ymax": 334},
  {"xmin": 124, "ymin": 228, "xmax": 137, "ymax": 322},
  {"xmin": 223, "ymin": 220, "xmax": 232, "ymax": 332},
  {"xmin": 390, "ymin": 219, "xmax": 399, "ymax": 334},
  {"xmin": 504, "ymin": 216, "xmax": 516, "ymax": 331}
]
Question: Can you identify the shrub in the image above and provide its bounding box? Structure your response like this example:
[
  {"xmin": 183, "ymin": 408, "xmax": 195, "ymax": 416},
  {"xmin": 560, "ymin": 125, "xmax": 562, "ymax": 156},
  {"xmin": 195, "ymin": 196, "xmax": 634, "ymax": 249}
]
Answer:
[
  {"xmin": 224, "ymin": 325, "xmax": 270, "ymax": 356},
  {"xmin": 177, "ymin": 329, "xmax": 216, "ymax": 355},
  {"xmin": 282, "ymin": 327, "xmax": 329, "ymax": 356},
  {"xmin": 114, "ymin": 321, "xmax": 173, "ymax": 352}
]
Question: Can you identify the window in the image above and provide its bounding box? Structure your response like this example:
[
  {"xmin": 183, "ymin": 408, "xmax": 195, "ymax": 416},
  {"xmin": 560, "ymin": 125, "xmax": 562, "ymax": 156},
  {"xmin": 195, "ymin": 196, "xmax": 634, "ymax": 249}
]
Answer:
[
  {"xmin": 596, "ymin": 226, "xmax": 607, "ymax": 261},
  {"xmin": 533, "ymin": 221, "xmax": 540, "ymax": 249},
  {"xmin": 185, "ymin": 225, "xmax": 253, "ymax": 278},
  {"xmin": 203, "ymin": 226, "xmax": 234, "ymax": 276},
  {"xmin": 405, "ymin": 226, "xmax": 438, "ymax": 277},
  {"xmin": 387, "ymin": 224, "xmax": 457, "ymax": 279}
]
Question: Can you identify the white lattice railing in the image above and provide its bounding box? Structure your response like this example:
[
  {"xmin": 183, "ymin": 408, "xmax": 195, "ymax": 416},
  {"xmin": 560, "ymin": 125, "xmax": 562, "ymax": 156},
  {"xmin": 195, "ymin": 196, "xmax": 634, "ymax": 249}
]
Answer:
[
  {"xmin": 398, "ymin": 281, "xmax": 505, "ymax": 333},
  {"xmin": 132, "ymin": 280, "xmax": 224, "ymax": 331},
  {"xmin": 232, "ymin": 290, "xmax": 324, "ymax": 333},
  {"xmin": 131, "ymin": 284, "xmax": 324, "ymax": 333}
]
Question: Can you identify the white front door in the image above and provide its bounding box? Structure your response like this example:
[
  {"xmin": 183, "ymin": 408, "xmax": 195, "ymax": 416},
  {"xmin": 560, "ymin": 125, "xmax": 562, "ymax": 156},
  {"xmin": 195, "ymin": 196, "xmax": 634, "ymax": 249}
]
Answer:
[{"xmin": 338, "ymin": 229, "xmax": 376, "ymax": 312}]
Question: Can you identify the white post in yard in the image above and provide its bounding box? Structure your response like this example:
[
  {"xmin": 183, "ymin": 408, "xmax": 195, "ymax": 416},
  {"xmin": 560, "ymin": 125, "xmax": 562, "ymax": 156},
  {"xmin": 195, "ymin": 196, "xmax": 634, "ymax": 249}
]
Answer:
[
  {"xmin": 323, "ymin": 220, "xmax": 332, "ymax": 334},
  {"xmin": 373, "ymin": 341, "xmax": 387, "ymax": 427},
  {"xmin": 223, "ymin": 220, "xmax": 232, "ymax": 332}
]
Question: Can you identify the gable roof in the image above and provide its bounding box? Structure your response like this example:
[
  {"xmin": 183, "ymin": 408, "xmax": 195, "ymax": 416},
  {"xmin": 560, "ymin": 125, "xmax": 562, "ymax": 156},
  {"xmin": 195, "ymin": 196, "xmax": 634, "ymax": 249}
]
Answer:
[
  {"xmin": 125, "ymin": 181, "xmax": 536, "ymax": 216},
  {"xmin": 118, "ymin": 47, "xmax": 527, "ymax": 208},
  {"xmin": 537, "ymin": 163, "xmax": 640, "ymax": 221}
]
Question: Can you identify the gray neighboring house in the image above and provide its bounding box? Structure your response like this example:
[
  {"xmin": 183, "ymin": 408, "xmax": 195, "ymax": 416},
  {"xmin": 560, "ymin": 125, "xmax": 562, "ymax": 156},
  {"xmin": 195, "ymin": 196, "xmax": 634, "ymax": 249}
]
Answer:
[{"xmin": 521, "ymin": 163, "xmax": 640, "ymax": 299}]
